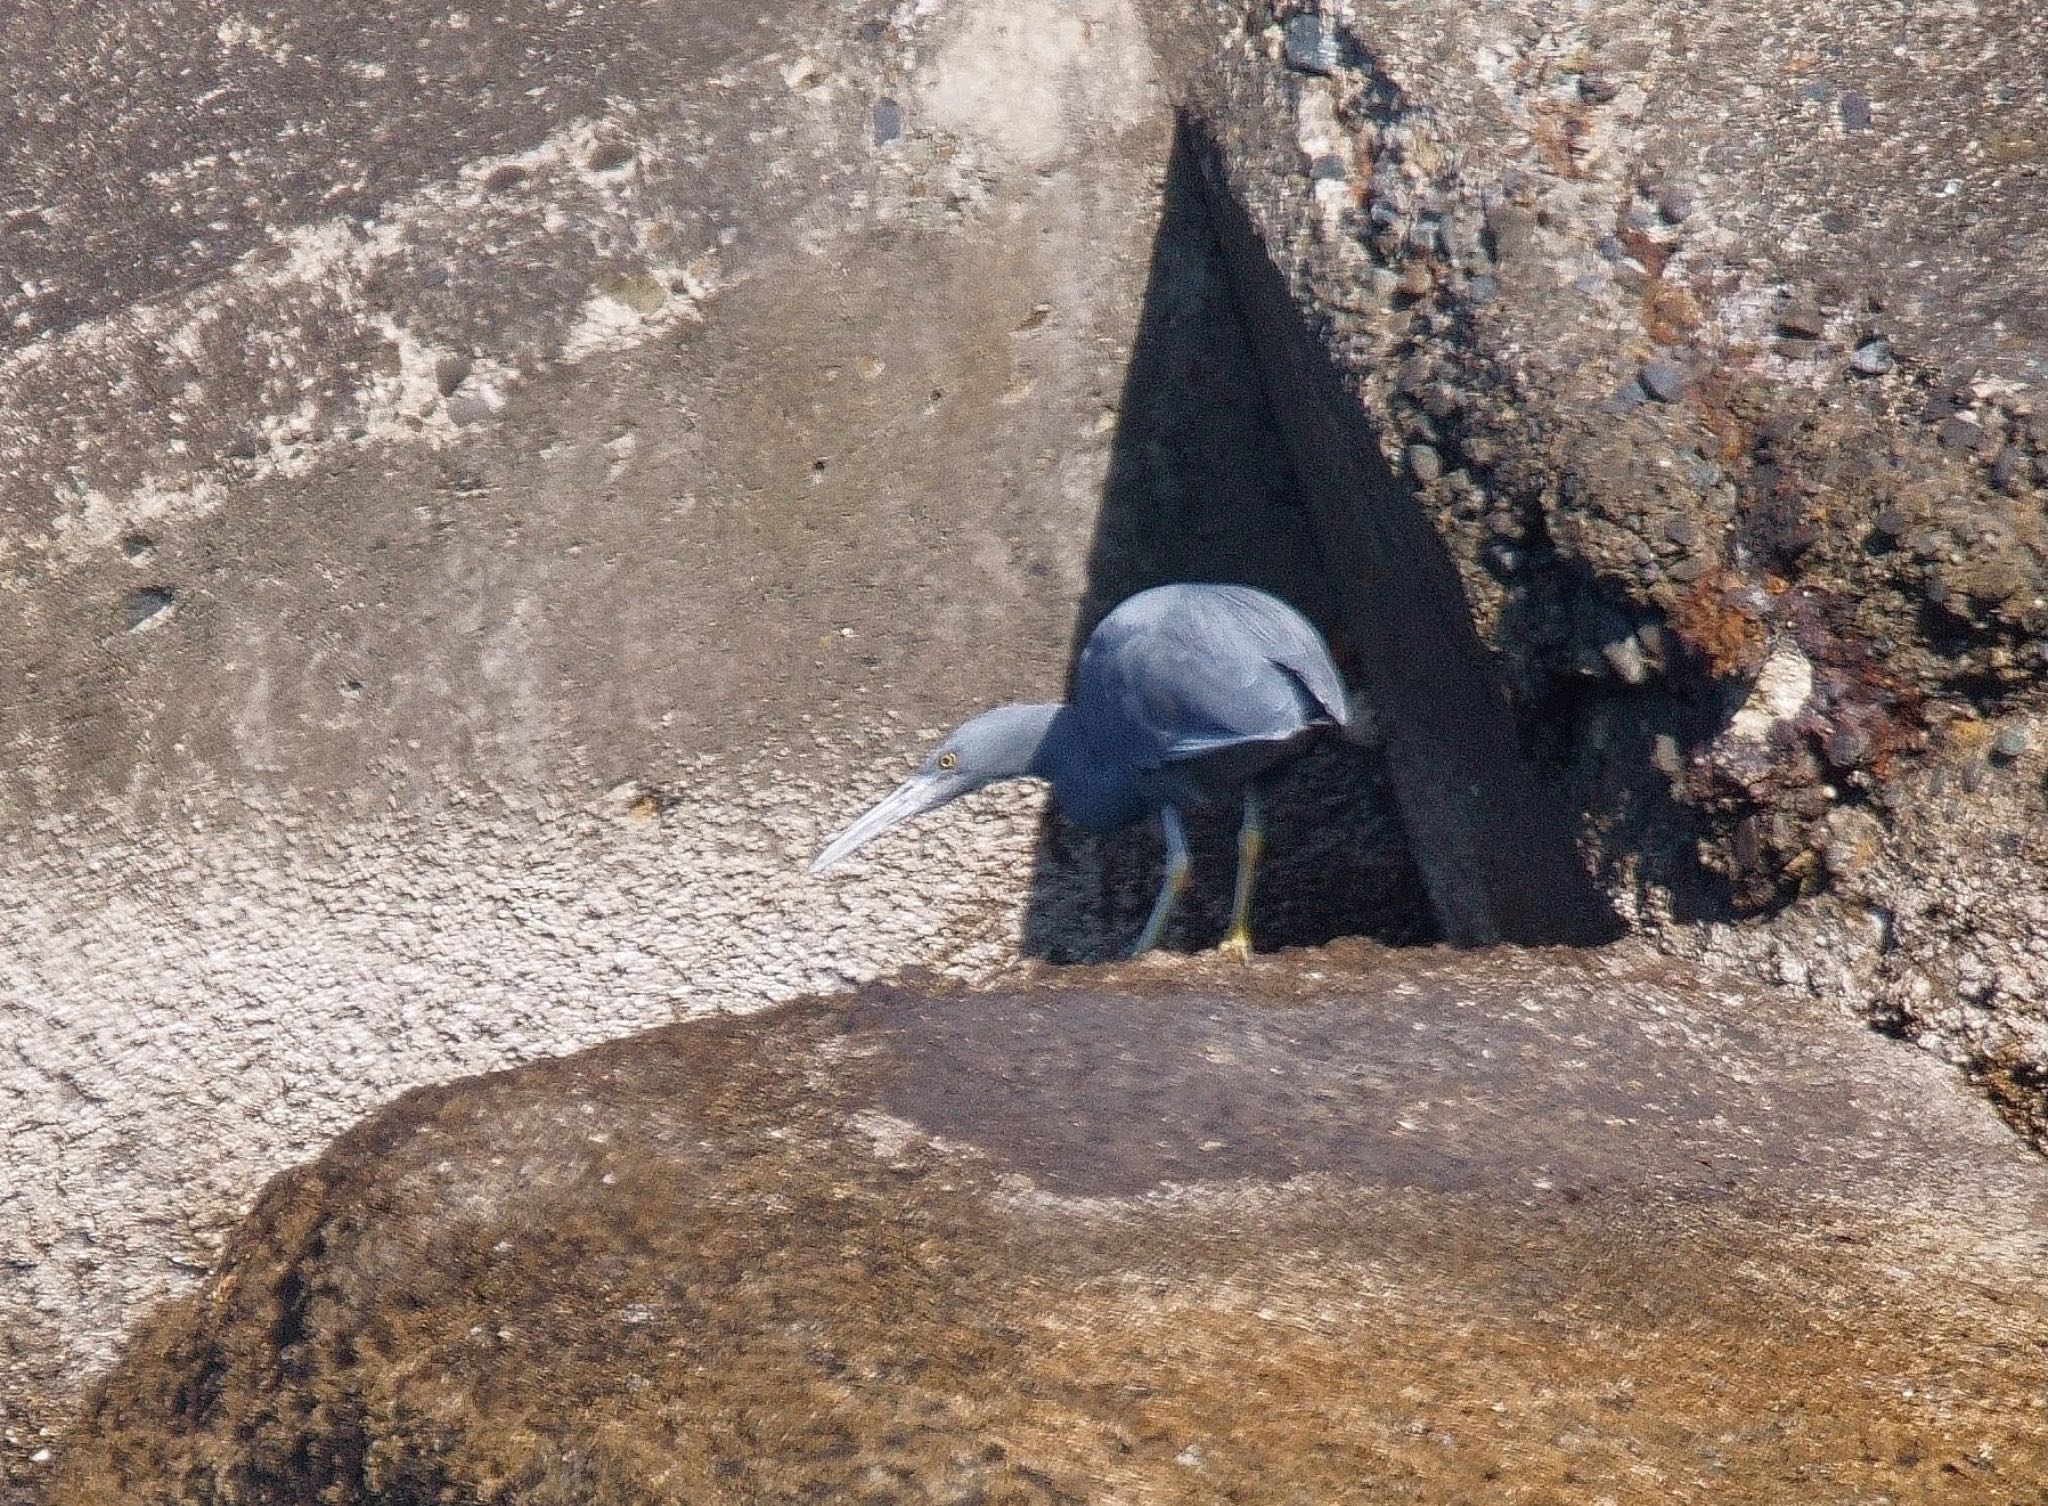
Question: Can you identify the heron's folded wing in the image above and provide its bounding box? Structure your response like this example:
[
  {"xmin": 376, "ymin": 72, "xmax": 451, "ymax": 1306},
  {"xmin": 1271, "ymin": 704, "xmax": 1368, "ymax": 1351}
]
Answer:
[{"xmin": 1077, "ymin": 584, "xmax": 1350, "ymax": 768}]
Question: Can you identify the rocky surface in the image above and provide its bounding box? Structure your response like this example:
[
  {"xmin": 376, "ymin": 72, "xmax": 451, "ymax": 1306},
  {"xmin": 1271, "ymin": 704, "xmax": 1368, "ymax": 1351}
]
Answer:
[
  {"xmin": 46, "ymin": 945, "xmax": 2048, "ymax": 1503},
  {"xmin": 1146, "ymin": 0, "xmax": 2048, "ymax": 1145},
  {"xmin": 0, "ymin": 0, "xmax": 1437, "ymax": 1479},
  {"xmin": 13, "ymin": 0, "xmax": 2048, "ymax": 1487}
]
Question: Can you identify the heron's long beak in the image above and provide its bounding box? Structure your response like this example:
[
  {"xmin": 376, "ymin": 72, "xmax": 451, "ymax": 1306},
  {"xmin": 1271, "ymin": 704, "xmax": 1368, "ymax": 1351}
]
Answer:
[{"xmin": 810, "ymin": 773, "xmax": 956, "ymax": 874}]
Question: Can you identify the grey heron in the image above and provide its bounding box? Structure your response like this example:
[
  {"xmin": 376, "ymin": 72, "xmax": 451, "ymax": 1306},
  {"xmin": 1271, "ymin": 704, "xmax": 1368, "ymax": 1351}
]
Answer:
[{"xmin": 811, "ymin": 583, "xmax": 1360, "ymax": 959}]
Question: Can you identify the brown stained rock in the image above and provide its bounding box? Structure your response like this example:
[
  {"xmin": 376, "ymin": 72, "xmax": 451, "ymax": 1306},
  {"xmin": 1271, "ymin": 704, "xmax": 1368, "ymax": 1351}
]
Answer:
[
  {"xmin": 50, "ymin": 945, "xmax": 2047, "ymax": 1504},
  {"xmin": 1140, "ymin": 0, "xmax": 2048, "ymax": 1146}
]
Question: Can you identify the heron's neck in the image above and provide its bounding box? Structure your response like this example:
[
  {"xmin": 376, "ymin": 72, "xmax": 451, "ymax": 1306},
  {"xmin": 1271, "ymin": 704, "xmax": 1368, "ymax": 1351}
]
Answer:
[
  {"xmin": 999, "ymin": 702, "xmax": 1069, "ymax": 781},
  {"xmin": 1027, "ymin": 704, "xmax": 1094, "ymax": 784},
  {"xmin": 953, "ymin": 702, "xmax": 1069, "ymax": 784}
]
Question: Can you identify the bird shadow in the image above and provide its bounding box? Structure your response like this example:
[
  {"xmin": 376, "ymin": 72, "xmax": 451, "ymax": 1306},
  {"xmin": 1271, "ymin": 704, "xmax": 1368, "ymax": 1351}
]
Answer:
[{"xmin": 1017, "ymin": 123, "xmax": 1440, "ymax": 962}]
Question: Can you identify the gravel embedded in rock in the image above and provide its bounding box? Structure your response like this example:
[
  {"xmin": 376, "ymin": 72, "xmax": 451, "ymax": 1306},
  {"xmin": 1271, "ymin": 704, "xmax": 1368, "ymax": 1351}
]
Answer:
[
  {"xmin": 1937, "ymin": 416, "xmax": 1985, "ymax": 451},
  {"xmin": 1777, "ymin": 305, "xmax": 1827, "ymax": 338},
  {"xmin": 1992, "ymin": 725, "xmax": 2029, "ymax": 760},
  {"xmin": 1406, "ymin": 443, "xmax": 1443, "ymax": 484},
  {"xmin": 1827, "ymin": 725, "xmax": 1873, "ymax": 768},
  {"xmin": 1640, "ymin": 360, "xmax": 1686, "ymax": 402},
  {"xmin": 872, "ymin": 98, "xmax": 903, "ymax": 145},
  {"xmin": 1990, "ymin": 447, "xmax": 2030, "ymax": 493},
  {"xmin": 1840, "ymin": 90, "xmax": 1873, "ymax": 130},
  {"xmin": 1282, "ymin": 13, "xmax": 1338, "ymax": 75},
  {"xmin": 1849, "ymin": 339, "xmax": 1894, "ymax": 375},
  {"xmin": 1577, "ymin": 71, "xmax": 1619, "ymax": 103},
  {"xmin": 1601, "ymin": 635, "xmax": 1648, "ymax": 684},
  {"xmin": 434, "ymin": 354, "xmax": 472, "ymax": 396},
  {"xmin": 1664, "ymin": 515, "xmax": 1701, "ymax": 548},
  {"xmin": 1656, "ymin": 186, "xmax": 1694, "ymax": 223}
]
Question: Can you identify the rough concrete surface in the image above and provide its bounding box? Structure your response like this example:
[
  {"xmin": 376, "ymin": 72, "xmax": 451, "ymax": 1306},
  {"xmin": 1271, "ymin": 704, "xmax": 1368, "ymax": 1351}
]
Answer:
[
  {"xmin": 11, "ymin": 0, "xmax": 2048, "ymax": 1491},
  {"xmin": 0, "ymin": 0, "xmax": 1443, "ymax": 1475},
  {"xmin": 1145, "ymin": 0, "xmax": 2048, "ymax": 1141},
  {"xmin": 46, "ymin": 945, "xmax": 2048, "ymax": 1503}
]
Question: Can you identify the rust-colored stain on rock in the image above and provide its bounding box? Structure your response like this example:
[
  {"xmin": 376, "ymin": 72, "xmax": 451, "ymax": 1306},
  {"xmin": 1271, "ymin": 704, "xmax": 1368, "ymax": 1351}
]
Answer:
[{"xmin": 50, "ymin": 945, "xmax": 2046, "ymax": 1503}]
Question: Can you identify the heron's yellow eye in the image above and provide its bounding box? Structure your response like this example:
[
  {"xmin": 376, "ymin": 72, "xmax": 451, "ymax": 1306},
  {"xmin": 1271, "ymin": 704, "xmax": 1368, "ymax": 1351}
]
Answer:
[{"xmin": 938, "ymin": 751, "xmax": 958, "ymax": 770}]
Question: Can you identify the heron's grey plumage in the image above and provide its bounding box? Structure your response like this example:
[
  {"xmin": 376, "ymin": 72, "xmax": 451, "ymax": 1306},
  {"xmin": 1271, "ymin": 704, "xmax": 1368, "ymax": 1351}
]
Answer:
[{"xmin": 811, "ymin": 583, "xmax": 1355, "ymax": 955}]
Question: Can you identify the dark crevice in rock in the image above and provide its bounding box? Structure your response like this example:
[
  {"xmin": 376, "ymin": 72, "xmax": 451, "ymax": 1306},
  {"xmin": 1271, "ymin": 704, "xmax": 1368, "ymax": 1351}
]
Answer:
[
  {"xmin": 1175, "ymin": 113, "xmax": 1621, "ymax": 948},
  {"xmin": 1021, "ymin": 121, "xmax": 1439, "ymax": 961}
]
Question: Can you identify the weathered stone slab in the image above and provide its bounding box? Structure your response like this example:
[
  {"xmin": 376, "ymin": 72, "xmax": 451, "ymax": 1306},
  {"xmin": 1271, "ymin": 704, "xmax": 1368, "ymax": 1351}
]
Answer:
[{"xmin": 46, "ymin": 945, "xmax": 2047, "ymax": 1503}]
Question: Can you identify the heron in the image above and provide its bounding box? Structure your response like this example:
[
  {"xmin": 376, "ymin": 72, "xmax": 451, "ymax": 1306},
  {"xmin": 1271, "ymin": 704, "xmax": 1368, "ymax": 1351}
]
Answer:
[{"xmin": 811, "ymin": 582, "xmax": 1360, "ymax": 959}]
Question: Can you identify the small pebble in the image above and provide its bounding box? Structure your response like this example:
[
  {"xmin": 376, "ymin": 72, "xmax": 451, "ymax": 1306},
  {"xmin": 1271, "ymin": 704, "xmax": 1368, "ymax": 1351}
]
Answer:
[
  {"xmin": 1650, "ymin": 733, "xmax": 1684, "ymax": 776},
  {"xmin": 1578, "ymin": 71, "xmax": 1620, "ymax": 103},
  {"xmin": 1848, "ymin": 339, "xmax": 1893, "ymax": 375},
  {"xmin": 1395, "ymin": 355, "xmax": 1435, "ymax": 395},
  {"xmin": 1640, "ymin": 360, "xmax": 1687, "ymax": 403},
  {"xmin": 1664, "ymin": 515, "xmax": 1701, "ymax": 548},
  {"xmin": 1282, "ymin": 13, "xmax": 1338, "ymax": 75},
  {"xmin": 434, "ymin": 353, "xmax": 472, "ymax": 396},
  {"xmin": 1871, "ymin": 506, "xmax": 1909, "ymax": 537},
  {"xmin": 1656, "ymin": 186, "xmax": 1695, "ymax": 223},
  {"xmin": 1992, "ymin": 725, "xmax": 2029, "ymax": 760},
  {"xmin": 1406, "ymin": 443, "xmax": 1444, "ymax": 484},
  {"xmin": 1937, "ymin": 416, "xmax": 1984, "ymax": 451},
  {"xmin": 872, "ymin": 98, "xmax": 903, "ymax": 146},
  {"xmin": 1667, "ymin": 556, "xmax": 1707, "ymax": 582},
  {"xmin": 1397, "ymin": 263, "xmax": 1434, "ymax": 298},
  {"xmin": 1826, "ymin": 725, "xmax": 1873, "ymax": 768},
  {"xmin": 1775, "ymin": 337, "xmax": 1823, "ymax": 361},
  {"xmin": 1602, "ymin": 636, "xmax": 1649, "ymax": 684},
  {"xmin": 1990, "ymin": 446, "xmax": 2030, "ymax": 493},
  {"xmin": 1839, "ymin": 90, "xmax": 1872, "ymax": 131},
  {"xmin": 1776, "ymin": 305, "xmax": 1826, "ymax": 338}
]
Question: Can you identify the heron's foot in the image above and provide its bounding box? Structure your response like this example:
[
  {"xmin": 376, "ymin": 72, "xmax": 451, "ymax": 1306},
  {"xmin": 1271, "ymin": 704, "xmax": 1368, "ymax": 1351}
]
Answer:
[{"xmin": 1214, "ymin": 926, "xmax": 1254, "ymax": 963}]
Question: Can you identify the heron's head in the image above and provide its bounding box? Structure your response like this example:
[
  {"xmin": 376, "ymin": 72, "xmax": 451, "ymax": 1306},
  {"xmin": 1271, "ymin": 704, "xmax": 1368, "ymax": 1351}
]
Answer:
[{"xmin": 810, "ymin": 703, "xmax": 1062, "ymax": 874}]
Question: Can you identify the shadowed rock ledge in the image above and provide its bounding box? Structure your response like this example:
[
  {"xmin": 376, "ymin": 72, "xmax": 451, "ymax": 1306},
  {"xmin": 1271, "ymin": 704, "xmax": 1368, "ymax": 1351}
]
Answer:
[{"xmin": 48, "ymin": 945, "xmax": 2046, "ymax": 1504}]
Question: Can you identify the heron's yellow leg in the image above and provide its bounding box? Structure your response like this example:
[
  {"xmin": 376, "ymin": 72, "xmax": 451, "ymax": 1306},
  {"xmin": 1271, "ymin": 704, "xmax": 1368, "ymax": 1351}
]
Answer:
[
  {"xmin": 1127, "ymin": 806, "xmax": 1191, "ymax": 958},
  {"xmin": 1216, "ymin": 789, "xmax": 1264, "ymax": 962}
]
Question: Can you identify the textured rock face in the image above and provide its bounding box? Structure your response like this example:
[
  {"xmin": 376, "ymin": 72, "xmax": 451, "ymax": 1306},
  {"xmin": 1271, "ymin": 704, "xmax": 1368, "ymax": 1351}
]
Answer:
[
  {"xmin": 47, "ymin": 946, "xmax": 2048, "ymax": 1503},
  {"xmin": 1144, "ymin": 0, "xmax": 2048, "ymax": 1141},
  {"xmin": 0, "ymin": 0, "xmax": 1439, "ymax": 1475}
]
